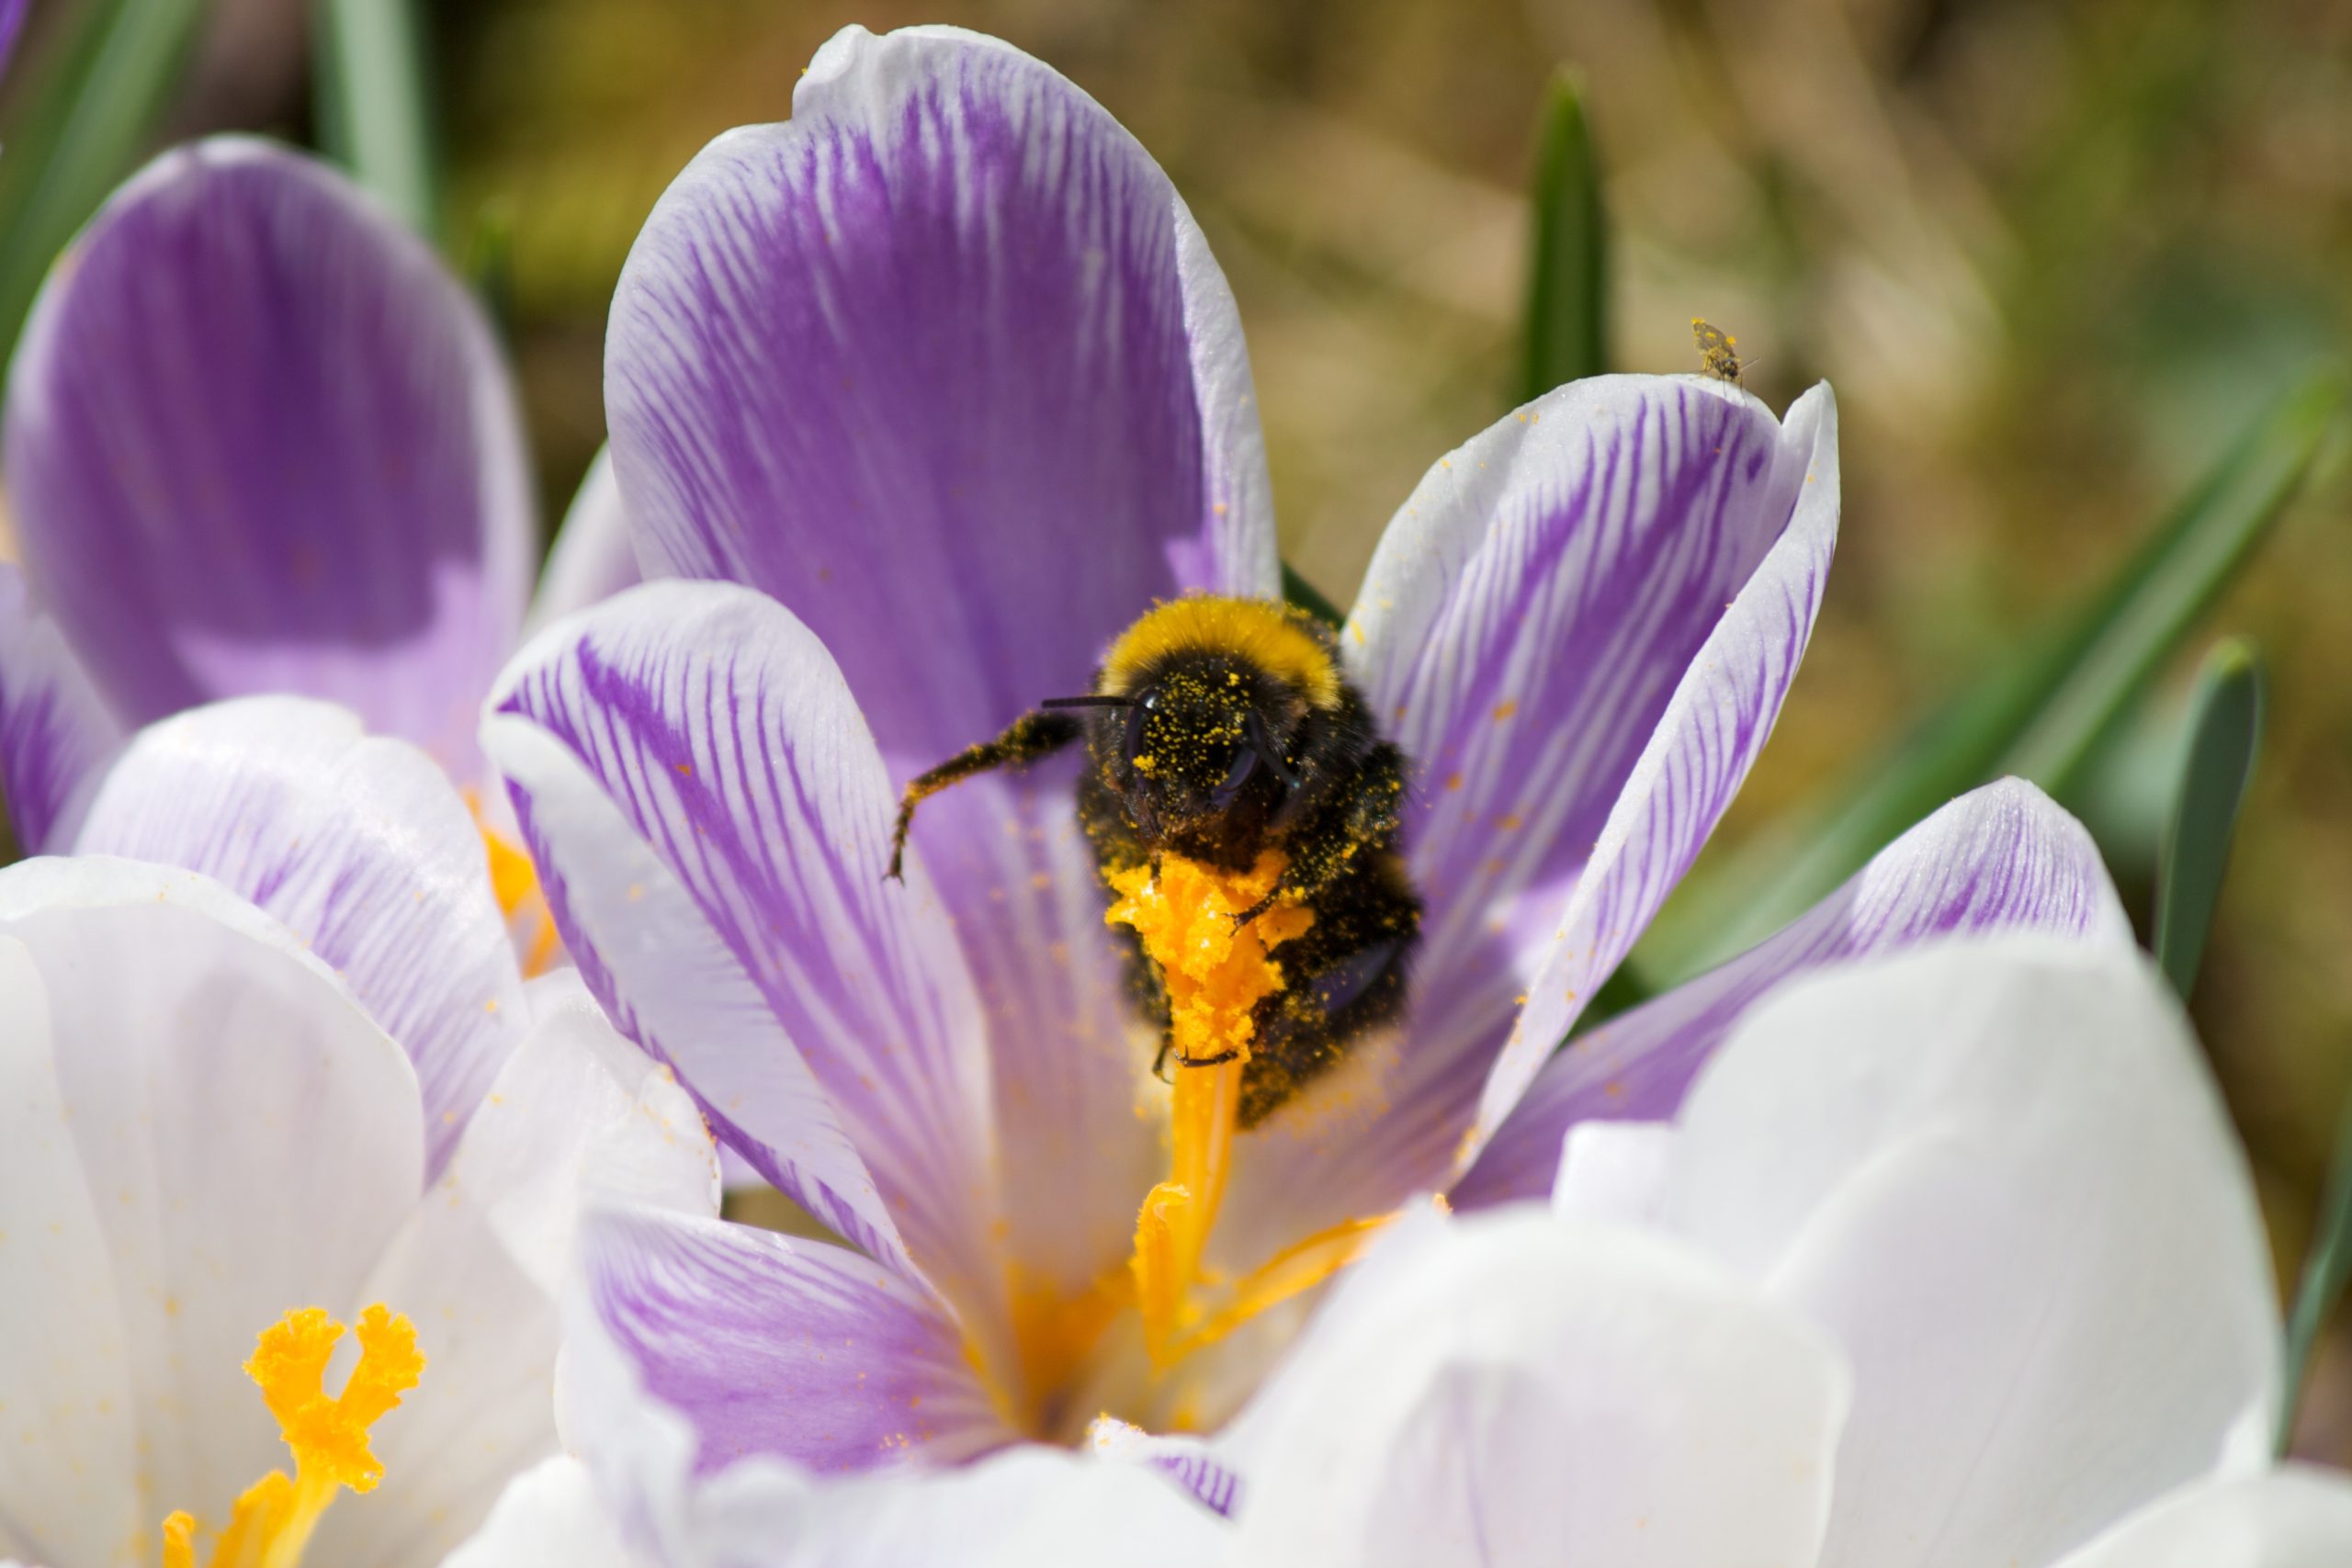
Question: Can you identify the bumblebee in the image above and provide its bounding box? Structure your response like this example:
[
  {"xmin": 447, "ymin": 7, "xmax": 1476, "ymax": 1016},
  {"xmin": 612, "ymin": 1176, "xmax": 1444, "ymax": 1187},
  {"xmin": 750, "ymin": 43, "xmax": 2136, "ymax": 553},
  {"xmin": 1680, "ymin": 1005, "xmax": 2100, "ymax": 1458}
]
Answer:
[{"xmin": 887, "ymin": 595, "xmax": 1420, "ymax": 1127}]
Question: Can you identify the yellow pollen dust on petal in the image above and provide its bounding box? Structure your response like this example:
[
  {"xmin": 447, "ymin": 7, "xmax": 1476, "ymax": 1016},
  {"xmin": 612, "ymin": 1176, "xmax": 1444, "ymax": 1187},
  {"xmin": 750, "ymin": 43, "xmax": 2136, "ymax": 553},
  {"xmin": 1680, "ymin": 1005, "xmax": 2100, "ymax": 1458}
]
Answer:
[
  {"xmin": 1106, "ymin": 851, "xmax": 1311, "ymax": 1371},
  {"xmin": 158, "ymin": 1304, "xmax": 424, "ymax": 1568},
  {"xmin": 465, "ymin": 788, "xmax": 562, "ymax": 977}
]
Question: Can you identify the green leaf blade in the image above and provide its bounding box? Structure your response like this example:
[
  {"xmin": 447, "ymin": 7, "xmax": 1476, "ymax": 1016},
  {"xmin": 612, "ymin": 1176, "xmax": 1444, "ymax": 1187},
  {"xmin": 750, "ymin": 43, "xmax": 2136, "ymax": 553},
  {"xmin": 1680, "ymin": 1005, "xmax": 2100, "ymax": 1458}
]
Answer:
[
  {"xmin": 312, "ymin": 0, "xmax": 439, "ymax": 240},
  {"xmin": 1518, "ymin": 67, "xmax": 1608, "ymax": 403},
  {"xmin": 0, "ymin": 0, "xmax": 209, "ymax": 365},
  {"xmin": 2153, "ymin": 639, "xmax": 2264, "ymax": 1001},
  {"xmin": 2281, "ymin": 1093, "xmax": 2352, "ymax": 1455}
]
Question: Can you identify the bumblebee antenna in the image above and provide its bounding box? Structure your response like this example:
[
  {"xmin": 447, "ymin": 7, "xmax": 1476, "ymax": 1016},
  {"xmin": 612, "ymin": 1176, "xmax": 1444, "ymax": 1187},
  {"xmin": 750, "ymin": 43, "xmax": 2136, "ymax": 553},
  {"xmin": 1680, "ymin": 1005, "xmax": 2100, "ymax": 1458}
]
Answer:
[
  {"xmin": 1042, "ymin": 695, "xmax": 1136, "ymax": 709},
  {"xmin": 1246, "ymin": 710, "xmax": 1301, "ymax": 788}
]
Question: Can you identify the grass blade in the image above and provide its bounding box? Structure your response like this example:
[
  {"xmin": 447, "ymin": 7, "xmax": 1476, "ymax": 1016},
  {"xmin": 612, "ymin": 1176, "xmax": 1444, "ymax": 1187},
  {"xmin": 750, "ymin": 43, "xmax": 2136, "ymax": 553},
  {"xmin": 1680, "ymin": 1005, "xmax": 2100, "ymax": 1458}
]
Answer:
[
  {"xmin": 1643, "ymin": 367, "xmax": 2345, "ymax": 978},
  {"xmin": 312, "ymin": 0, "xmax": 438, "ymax": 239},
  {"xmin": 2153, "ymin": 639, "xmax": 2264, "ymax": 1000},
  {"xmin": 1518, "ymin": 67, "xmax": 1608, "ymax": 403},
  {"xmin": 2281, "ymin": 1092, "xmax": 2352, "ymax": 1454},
  {"xmin": 0, "ymin": 0, "xmax": 208, "ymax": 364}
]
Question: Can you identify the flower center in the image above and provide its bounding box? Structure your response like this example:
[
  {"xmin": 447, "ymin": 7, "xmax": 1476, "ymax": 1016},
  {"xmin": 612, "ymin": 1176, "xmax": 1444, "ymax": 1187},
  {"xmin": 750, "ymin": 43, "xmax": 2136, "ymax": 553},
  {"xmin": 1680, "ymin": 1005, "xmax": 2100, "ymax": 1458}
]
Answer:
[{"xmin": 159, "ymin": 1304, "xmax": 424, "ymax": 1568}]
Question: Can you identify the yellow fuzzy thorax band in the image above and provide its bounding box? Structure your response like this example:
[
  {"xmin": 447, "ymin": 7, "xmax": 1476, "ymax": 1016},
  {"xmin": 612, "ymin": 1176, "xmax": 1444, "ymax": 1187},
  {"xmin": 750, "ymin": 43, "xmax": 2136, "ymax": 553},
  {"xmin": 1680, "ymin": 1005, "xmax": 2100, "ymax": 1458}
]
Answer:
[{"xmin": 1100, "ymin": 595, "xmax": 1341, "ymax": 711}]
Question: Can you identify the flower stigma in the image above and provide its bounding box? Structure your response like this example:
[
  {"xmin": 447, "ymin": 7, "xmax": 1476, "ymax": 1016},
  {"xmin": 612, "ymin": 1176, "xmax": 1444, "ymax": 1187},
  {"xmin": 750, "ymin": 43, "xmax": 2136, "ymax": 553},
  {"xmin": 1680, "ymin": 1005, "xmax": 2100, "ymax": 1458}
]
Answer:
[
  {"xmin": 159, "ymin": 1304, "xmax": 424, "ymax": 1568},
  {"xmin": 1106, "ymin": 851, "xmax": 1314, "ymax": 1370}
]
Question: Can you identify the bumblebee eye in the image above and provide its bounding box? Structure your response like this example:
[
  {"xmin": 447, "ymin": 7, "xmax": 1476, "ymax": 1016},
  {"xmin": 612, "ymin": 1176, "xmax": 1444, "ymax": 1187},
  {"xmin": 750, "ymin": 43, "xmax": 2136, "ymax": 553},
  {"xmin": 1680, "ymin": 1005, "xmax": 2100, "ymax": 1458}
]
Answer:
[
  {"xmin": 1210, "ymin": 744, "xmax": 1259, "ymax": 808},
  {"xmin": 1122, "ymin": 702, "xmax": 1150, "ymax": 766}
]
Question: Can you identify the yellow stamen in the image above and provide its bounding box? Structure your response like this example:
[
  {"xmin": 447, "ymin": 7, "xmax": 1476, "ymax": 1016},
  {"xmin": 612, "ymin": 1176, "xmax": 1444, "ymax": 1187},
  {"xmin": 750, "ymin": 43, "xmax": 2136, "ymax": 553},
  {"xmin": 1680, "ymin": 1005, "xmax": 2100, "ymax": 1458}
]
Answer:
[
  {"xmin": 158, "ymin": 1304, "xmax": 424, "ymax": 1568},
  {"xmin": 466, "ymin": 789, "xmax": 561, "ymax": 977},
  {"xmin": 1107, "ymin": 851, "xmax": 1311, "ymax": 1371},
  {"xmin": 1172, "ymin": 1212, "xmax": 1394, "ymax": 1359}
]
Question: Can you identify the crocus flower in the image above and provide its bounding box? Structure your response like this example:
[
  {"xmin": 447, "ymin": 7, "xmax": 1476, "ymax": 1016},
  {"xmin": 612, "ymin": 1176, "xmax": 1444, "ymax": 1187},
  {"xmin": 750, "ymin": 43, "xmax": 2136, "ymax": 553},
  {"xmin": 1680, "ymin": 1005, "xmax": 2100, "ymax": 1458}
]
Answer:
[
  {"xmin": 481, "ymin": 18, "xmax": 2139, "ymax": 1494},
  {"xmin": 0, "ymin": 695, "xmax": 718, "ymax": 1568},
  {"xmin": 466, "ymin": 940, "xmax": 2352, "ymax": 1568},
  {"xmin": 0, "ymin": 134, "xmax": 636, "ymax": 874}
]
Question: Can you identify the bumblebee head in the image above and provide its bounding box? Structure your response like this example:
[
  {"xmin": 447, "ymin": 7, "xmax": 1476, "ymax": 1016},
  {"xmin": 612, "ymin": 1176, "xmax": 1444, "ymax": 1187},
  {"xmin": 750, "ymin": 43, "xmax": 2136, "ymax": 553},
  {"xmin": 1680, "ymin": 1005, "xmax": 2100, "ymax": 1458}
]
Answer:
[{"xmin": 1048, "ymin": 653, "xmax": 1306, "ymax": 842}]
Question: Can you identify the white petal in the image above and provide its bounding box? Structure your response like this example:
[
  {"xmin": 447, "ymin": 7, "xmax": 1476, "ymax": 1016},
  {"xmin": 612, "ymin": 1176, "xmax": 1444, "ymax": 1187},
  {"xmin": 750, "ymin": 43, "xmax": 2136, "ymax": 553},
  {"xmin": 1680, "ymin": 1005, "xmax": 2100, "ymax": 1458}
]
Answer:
[
  {"xmin": 1221, "ymin": 1211, "xmax": 1848, "ymax": 1568},
  {"xmin": 1550, "ymin": 1118, "xmax": 1676, "ymax": 1226},
  {"xmin": 0, "ymin": 934, "xmax": 139, "ymax": 1567},
  {"xmin": 0, "ymin": 856, "xmax": 421, "ymax": 1553},
  {"xmin": 1661, "ymin": 937, "xmax": 2279, "ymax": 1568},
  {"xmin": 2048, "ymin": 1469, "xmax": 2352, "ymax": 1568},
  {"xmin": 443, "ymin": 1456, "xmax": 645, "ymax": 1568}
]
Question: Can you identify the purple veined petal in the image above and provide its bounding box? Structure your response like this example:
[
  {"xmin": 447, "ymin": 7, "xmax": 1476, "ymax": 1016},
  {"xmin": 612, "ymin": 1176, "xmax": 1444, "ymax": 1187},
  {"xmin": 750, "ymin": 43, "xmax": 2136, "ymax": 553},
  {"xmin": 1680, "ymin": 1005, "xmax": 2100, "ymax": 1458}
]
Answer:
[
  {"xmin": 1452, "ymin": 777, "xmax": 2132, "ymax": 1210},
  {"xmin": 578, "ymin": 1204, "xmax": 1016, "ymax": 1475},
  {"xmin": 1461, "ymin": 380, "xmax": 1839, "ymax": 1158},
  {"xmin": 4, "ymin": 136, "xmax": 533, "ymax": 773},
  {"xmin": 483, "ymin": 581, "xmax": 1008, "ymax": 1362},
  {"xmin": 0, "ymin": 855, "xmax": 423, "ymax": 1561},
  {"xmin": 605, "ymin": 22, "xmax": 1276, "ymax": 775},
  {"xmin": 609, "ymin": 23, "xmax": 1272, "ymax": 1307},
  {"xmin": 0, "ymin": 561, "xmax": 125, "ymax": 852},
  {"xmin": 72, "ymin": 696, "xmax": 528, "ymax": 1178},
  {"xmin": 1661, "ymin": 939, "xmax": 2277, "ymax": 1568},
  {"xmin": 525, "ymin": 446, "xmax": 646, "ymax": 637},
  {"xmin": 1215, "ymin": 378, "xmax": 1837, "ymax": 1267},
  {"xmin": 1089, "ymin": 1416, "xmax": 1247, "ymax": 1517}
]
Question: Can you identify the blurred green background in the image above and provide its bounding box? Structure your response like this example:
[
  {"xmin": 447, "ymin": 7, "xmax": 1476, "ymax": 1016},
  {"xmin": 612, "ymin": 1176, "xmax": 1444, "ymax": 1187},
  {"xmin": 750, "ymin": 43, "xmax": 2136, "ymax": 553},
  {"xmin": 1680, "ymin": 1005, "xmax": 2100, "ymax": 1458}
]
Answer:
[{"xmin": 6, "ymin": 0, "xmax": 2352, "ymax": 1449}]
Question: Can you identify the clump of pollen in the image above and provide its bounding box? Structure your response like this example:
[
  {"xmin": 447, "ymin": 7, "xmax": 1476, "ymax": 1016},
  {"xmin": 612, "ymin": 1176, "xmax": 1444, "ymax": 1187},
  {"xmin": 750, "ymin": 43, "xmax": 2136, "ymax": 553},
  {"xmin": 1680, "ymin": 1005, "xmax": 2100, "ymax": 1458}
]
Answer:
[
  {"xmin": 161, "ymin": 1303, "xmax": 423, "ymax": 1568},
  {"xmin": 1107, "ymin": 851, "xmax": 1313, "ymax": 1371}
]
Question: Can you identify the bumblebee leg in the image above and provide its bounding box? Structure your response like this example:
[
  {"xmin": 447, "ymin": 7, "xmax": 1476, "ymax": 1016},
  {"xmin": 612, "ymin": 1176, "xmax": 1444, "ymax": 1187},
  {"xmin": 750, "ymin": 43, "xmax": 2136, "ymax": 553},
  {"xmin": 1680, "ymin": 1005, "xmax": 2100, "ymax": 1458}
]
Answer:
[{"xmin": 886, "ymin": 710, "xmax": 1081, "ymax": 881}]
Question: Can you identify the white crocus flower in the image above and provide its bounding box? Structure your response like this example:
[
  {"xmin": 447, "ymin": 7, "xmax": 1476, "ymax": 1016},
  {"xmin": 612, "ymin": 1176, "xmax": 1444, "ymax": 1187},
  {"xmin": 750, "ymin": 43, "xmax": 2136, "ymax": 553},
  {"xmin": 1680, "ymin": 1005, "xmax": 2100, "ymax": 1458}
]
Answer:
[{"xmin": 0, "ymin": 697, "xmax": 718, "ymax": 1568}]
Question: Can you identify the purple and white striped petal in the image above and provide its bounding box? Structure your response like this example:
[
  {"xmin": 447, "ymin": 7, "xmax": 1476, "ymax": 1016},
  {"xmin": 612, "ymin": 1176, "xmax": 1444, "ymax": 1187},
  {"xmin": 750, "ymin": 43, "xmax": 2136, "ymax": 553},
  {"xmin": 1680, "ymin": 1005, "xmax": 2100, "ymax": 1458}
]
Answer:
[
  {"xmin": 605, "ymin": 27, "xmax": 1279, "ymax": 1298},
  {"xmin": 1452, "ymin": 777, "xmax": 2132, "ymax": 1209},
  {"xmin": 73, "ymin": 696, "xmax": 526, "ymax": 1176},
  {"xmin": 1464, "ymin": 381, "xmax": 1838, "ymax": 1158},
  {"xmin": 0, "ymin": 562, "xmax": 124, "ymax": 852},
  {"xmin": 1218, "ymin": 378, "xmax": 1836, "ymax": 1263},
  {"xmin": 607, "ymin": 23, "xmax": 1274, "ymax": 769},
  {"xmin": 4, "ymin": 137, "xmax": 532, "ymax": 771},
  {"xmin": 578, "ymin": 1205, "xmax": 1014, "ymax": 1475},
  {"xmin": 1089, "ymin": 1416, "xmax": 1246, "ymax": 1517},
  {"xmin": 526, "ymin": 446, "xmax": 644, "ymax": 637},
  {"xmin": 484, "ymin": 581, "xmax": 1004, "ymax": 1354}
]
